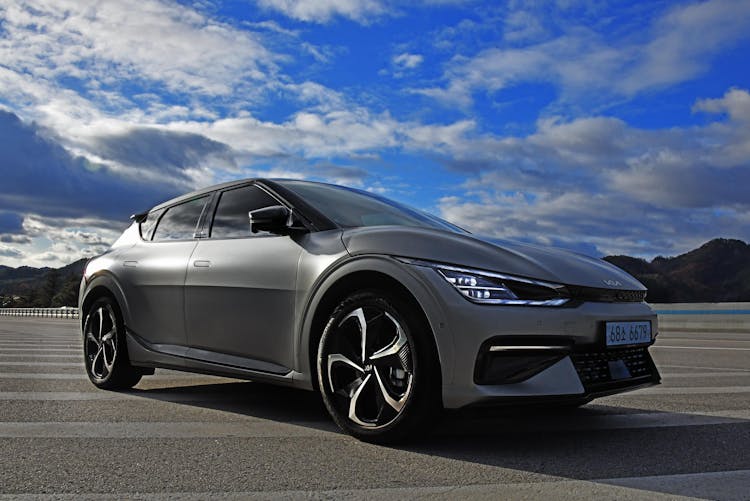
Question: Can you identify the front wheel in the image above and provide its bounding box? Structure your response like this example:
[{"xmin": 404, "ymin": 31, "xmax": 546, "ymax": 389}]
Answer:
[
  {"xmin": 317, "ymin": 291, "xmax": 440, "ymax": 443},
  {"xmin": 83, "ymin": 297, "xmax": 142, "ymax": 390}
]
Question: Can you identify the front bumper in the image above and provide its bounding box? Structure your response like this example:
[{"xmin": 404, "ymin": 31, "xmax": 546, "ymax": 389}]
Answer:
[{"xmin": 409, "ymin": 265, "xmax": 660, "ymax": 409}]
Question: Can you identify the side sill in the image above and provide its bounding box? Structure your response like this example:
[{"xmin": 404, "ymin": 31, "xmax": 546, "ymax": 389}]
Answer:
[{"xmin": 125, "ymin": 329, "xmax": 300, "ymax": 386}]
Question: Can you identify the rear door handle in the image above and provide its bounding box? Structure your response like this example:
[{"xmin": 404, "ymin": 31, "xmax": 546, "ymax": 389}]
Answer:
[{"xmin": 193, "ymin": 260, "xmax": 211, "ymax": 268}]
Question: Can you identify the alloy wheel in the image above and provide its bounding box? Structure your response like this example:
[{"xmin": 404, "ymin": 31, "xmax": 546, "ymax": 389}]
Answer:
[
  {"xmin": 322, "ymin": 305, "xmax": 414, "ymax": 429},
  {"xmin": 84, "ymin": 304, "xmax": 118, "ymax": 381}
]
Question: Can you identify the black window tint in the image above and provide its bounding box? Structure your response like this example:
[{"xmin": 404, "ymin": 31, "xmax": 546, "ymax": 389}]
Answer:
[
  {"xmin": 277, "ymin": 181, "xmax": 467, "ymax": 233},
  {"xmin": 211, "ymin": 185, "xmax": 279, "ymax": 238},
  {"xmin": 152, "ymin": 196, "xmax": 209, "ymax": 241},
  {"xmin": 140, "ymin": 209, "xmax": 164, "ymax": 241}
]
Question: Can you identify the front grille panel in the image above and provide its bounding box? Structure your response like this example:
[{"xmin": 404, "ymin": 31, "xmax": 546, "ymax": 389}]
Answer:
[
  {"xmin": 567, "ymin": 286, "xmax": 647, "ymax": 303},
  {"xmin": 572, "ymin": 346, "xmax": 655, "ymax": 389}
]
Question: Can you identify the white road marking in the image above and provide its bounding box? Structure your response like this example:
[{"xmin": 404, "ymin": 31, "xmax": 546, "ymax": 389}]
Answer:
[
  {"xmin": 0, "ymin": 373, "xmax": 87, "ymax": 379},
  {"xmin": 637, "ymin": 386, "xmax": 750, "ymax": 395},
  {"xmin": 655, "ymin": 345, "xmax": 750, "ymax": 351},
  {"xmin": 0, "ymin": 362, "xmax": 83, "ymax": 367},
  {"xmin": 0, "ymin": 421, "xmax": 338, "ymax": 439},
  {"xmin": 0, "ymin": 341, "xmax": 79, "ymax": 345},
  {"xmin": 0, "ymin": 348, "xmax": 80, "ymax": 352},
  {"xmin": 0, "ymin": 354, "xmax": 82, "ymax": 358},
  {"xmin": 600, "ymin": 469, "xmax": 750, "ymax": 501},
  {"xmin": 1, "ymin": 472, "xmax": 748, "ymax": 501},
  {"xmin": 662, "ymin": 372, "xmax": 750, "ymax": 378},
  {"xmin": 660, "ymin": 364, "xmax": 750, "ymax": 372}
]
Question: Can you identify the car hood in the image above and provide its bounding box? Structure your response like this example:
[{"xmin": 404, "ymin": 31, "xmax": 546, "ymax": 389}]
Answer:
[{"xmin": 341, "ymin": 226, "xmax": 645, "ymax": 291}]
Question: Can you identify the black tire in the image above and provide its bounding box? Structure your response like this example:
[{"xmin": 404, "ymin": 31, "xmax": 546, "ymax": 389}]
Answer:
[
  {"xmin": 82, "ymin": 297, "xmax": 142, "ymax": 390},
  {"xmin": 317, "ymin": 290, "xmax": 441, "ymax": 443}
]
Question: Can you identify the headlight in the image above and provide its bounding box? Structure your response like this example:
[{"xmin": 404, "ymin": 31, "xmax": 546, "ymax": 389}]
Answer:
[{"xmin": 403, "ymin": 260, "xmax": 570, "ymax": 306}]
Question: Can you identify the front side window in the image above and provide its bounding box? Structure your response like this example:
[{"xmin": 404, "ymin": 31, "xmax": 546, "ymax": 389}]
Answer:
[
  {"xmin": 140, "ymin": 209, "xmax": 164, "ymax": 241},
  {"xmin": 210, "ymin": 185, "xmax": 279, "ymax": 238},
  {"xmin": 152, "ymin": 196, "xmax": 209, "ymax": 241}
]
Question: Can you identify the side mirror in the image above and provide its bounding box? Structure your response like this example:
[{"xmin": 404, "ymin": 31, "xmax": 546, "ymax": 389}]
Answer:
[{"xmin": 248, "ymin": 205, "xmax": 292, "ymax": 234}]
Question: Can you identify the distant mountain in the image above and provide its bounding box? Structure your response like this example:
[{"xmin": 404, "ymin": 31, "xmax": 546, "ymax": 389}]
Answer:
[
  {"xmin": 0, "ymin": 258, "xmax": 87, "ymax": 308},
  {"xmin": 1, "ymin": 238, "xmax": 748, "ymax": 306},
  {"xmin": 604, "ymin": 238, "xmax": 750, "ymax": 303}
]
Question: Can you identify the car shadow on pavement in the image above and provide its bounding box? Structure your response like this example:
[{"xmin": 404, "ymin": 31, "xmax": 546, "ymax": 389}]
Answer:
[
  {"xmin": 409, "ymin": 405, "xmax": 750, "ymax": 483},
  {"xmin": 128, "ymin": 378, "xmax": 750, "ymax": 483},
  {"xmin": 128, "ymin": 379, "xmax": 338, "ymax": 433}
]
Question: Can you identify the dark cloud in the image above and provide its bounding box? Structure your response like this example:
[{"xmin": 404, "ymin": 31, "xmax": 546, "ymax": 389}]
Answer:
[
  {"xmin": 0, "ymin": 111, "xmax": 184, "ymax": 220},
  {"xmin": 0, "ymin": 234, "xmax": 32, "ymax": 244},
  {"xmin": 92, "ymin": 127, "xmax": 236, "ymax": 177},
  {"xmin": 0, "ymin": 246, "xmax": 24, "ymax": 258}
]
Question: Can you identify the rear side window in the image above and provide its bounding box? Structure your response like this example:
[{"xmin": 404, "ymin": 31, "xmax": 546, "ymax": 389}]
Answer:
[
  {"xmin": 139, "ymin": 209, "xmax": 164, "ymax": 241},
  {"xmin": 210, "ymin": 185, "xmax": 279, "ymax": 238},
  {"xmin": 152, "ymin": 196, "xmax": 209, "ymax": 241}
]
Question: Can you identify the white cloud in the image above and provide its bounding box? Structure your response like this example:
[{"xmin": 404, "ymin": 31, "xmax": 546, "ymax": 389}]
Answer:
[
  {"xmin": 0, "ymin": 0, "xmax": 275, "ymax": 97},
  {"xmin": 256, "ymin": 0, "xmax": 388, "ymax": 23},
  {"xmin": 393, "ymin": 52, "xmax": 424, "ymax": 69},
  {"xmin": 420, "ymin": 0, "xmax": 750, "ymax": 107},
  {"xmin": 254, "ymin": 0, "xmax": 473, "ymax": 24},
  {"xmin": 693, "ymin": 87, "xmax": 750, "ymax": 123},
  {"xmin": 167, "ymin": 107, "xmax": 401, "ymax": 160},
  {"xmin": 429, "ymin": 88, "xmax": 750, "ymax": 257},
  {"xmin": 503, "ymin": 10, "xmax": 547, "ymax": 42}
]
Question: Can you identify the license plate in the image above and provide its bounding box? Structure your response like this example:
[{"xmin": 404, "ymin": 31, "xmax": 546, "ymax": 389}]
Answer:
[{"xmin": 605, "ymin": 321, "xmax": 652, "ymax": 347}]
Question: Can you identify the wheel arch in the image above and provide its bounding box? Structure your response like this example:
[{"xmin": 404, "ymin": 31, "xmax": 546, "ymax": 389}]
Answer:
[
  {"xmin": 79, "ymin": 273, "xmax": 130, "ymax": 333},
  {"xmin": 298, "ymin": 256, "xmax": 450, "ymax": 394}
]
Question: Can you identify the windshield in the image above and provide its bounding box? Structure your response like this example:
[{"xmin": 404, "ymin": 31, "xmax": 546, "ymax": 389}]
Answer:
[{"xmin": 276, "ymin": 180, "xmax": 467, "ymax": 233}]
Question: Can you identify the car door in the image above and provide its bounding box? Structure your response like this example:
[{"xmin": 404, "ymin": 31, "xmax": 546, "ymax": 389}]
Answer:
[
  {"xmin": 184, "ymin": 184, "xmax": 303, "ymax": 372},
  {"xmin": 118, "ymin": 195, "xmax": 211, "ymax": 350}
]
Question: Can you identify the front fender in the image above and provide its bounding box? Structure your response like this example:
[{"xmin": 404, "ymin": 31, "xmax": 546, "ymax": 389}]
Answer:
[{"xmin": 294, "ymin": 255, "xmax": 456, "ymax": 390}]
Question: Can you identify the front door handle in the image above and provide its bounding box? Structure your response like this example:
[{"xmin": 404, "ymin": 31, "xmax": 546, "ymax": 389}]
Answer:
[{"xmin": 193, "ymin": 260, "xmax": 211, "ymax": 268}]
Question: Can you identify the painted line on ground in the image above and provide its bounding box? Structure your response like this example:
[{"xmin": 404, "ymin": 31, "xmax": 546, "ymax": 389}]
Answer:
[
  {"xmin": 0, "ymin": 421, "xmax": 338, "ymax": 439},
  {"xmin": 660, "ymin": 364, "xmax": 750, "ymax": 372},
  {"xmin": 653, "ymin": 345, "xmax": 750, "ymax": 351},
  {"xmin": 0, "ymin": 344, "xmax": 79, "ymax": 349},
  {"xmin": 0, "ymin": 362, "xmax": 83, "ymax": 367},
  {"xmin": 600, "ymin": 469, "xmax": 750, "ymax": 501},
  {"xmin": 662, "ymin": 372, "xmax": 750, "ymax": 378},
  {"xmin": 0, "ymin": 348, "xmax": 81, "ymax": 352},
  {"xmin": 636, "ymin": 386, "xmax": 750, "ymax": 395},
  {"xmin": 0, "ymin": 470, "xmax": 748, "ymax": 501},
  {"xmin": 0, "ymin": 354, "xmax": 82, "ymax": 359},
  {"xmin": 655, "ymin": 308, "xmax": 750, "ymax": 314},
  {"xmin": 440, "ymin": 410, "xmax": 750, "ymax": 435}
]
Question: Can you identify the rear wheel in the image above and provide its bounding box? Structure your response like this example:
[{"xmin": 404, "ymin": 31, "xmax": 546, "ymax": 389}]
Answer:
[
  {"xmin": 317, "ymin": 290, "xmax": 440, "ymax": 443},
  {"xmin": 83, "ymin": 297, "xmax": 142, "ymax": 390}
]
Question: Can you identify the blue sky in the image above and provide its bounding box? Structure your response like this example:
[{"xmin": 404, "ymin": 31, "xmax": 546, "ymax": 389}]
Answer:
[{"xmin": 1, "ymin": 0, "xmax": 749, "ymax": 267}]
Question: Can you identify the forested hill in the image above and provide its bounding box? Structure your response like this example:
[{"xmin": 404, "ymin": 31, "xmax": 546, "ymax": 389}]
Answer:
[
  {"xmin": 604, "ymin": 239, "xmax": 750, "ymax": 303},
  {"xmin": 0, "ymin": 259, "xmax": 87, "ymax": 308}
]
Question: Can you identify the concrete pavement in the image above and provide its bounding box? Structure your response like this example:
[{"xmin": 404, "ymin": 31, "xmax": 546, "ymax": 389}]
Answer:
[{"xmin": 0, "ymin": 317, "xmax": 748, "ymax": 500}]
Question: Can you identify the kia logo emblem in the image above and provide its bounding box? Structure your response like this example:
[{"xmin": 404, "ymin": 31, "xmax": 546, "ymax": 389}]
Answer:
[{"xmin": 603, "ymin": 279, "xmax": 622, "ymax": 287}]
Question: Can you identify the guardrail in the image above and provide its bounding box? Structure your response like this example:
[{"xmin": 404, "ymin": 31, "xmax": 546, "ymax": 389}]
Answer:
[
  {"xmin": 0, "ymin": 308, "xmax": 79, "ymax": 319},
  {"xmin": 650, "ymin": 302, "xmax": 750, "ymax": 333}
]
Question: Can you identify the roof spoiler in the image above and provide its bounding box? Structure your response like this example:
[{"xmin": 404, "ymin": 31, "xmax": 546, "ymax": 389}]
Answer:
[{"xmin": 130, "ymin": 211, "xmax": 149, "ymax": 223}]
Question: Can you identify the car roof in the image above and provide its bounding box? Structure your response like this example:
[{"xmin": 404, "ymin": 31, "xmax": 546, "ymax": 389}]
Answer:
[{"xmin": 148, "ymin": 178, "xmax": 257, "ymax": 213}]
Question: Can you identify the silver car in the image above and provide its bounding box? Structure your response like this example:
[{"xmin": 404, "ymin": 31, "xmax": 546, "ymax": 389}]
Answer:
[{"xmin": 79, "ymin": 179, "xmax": 660, "ymax": 442}]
